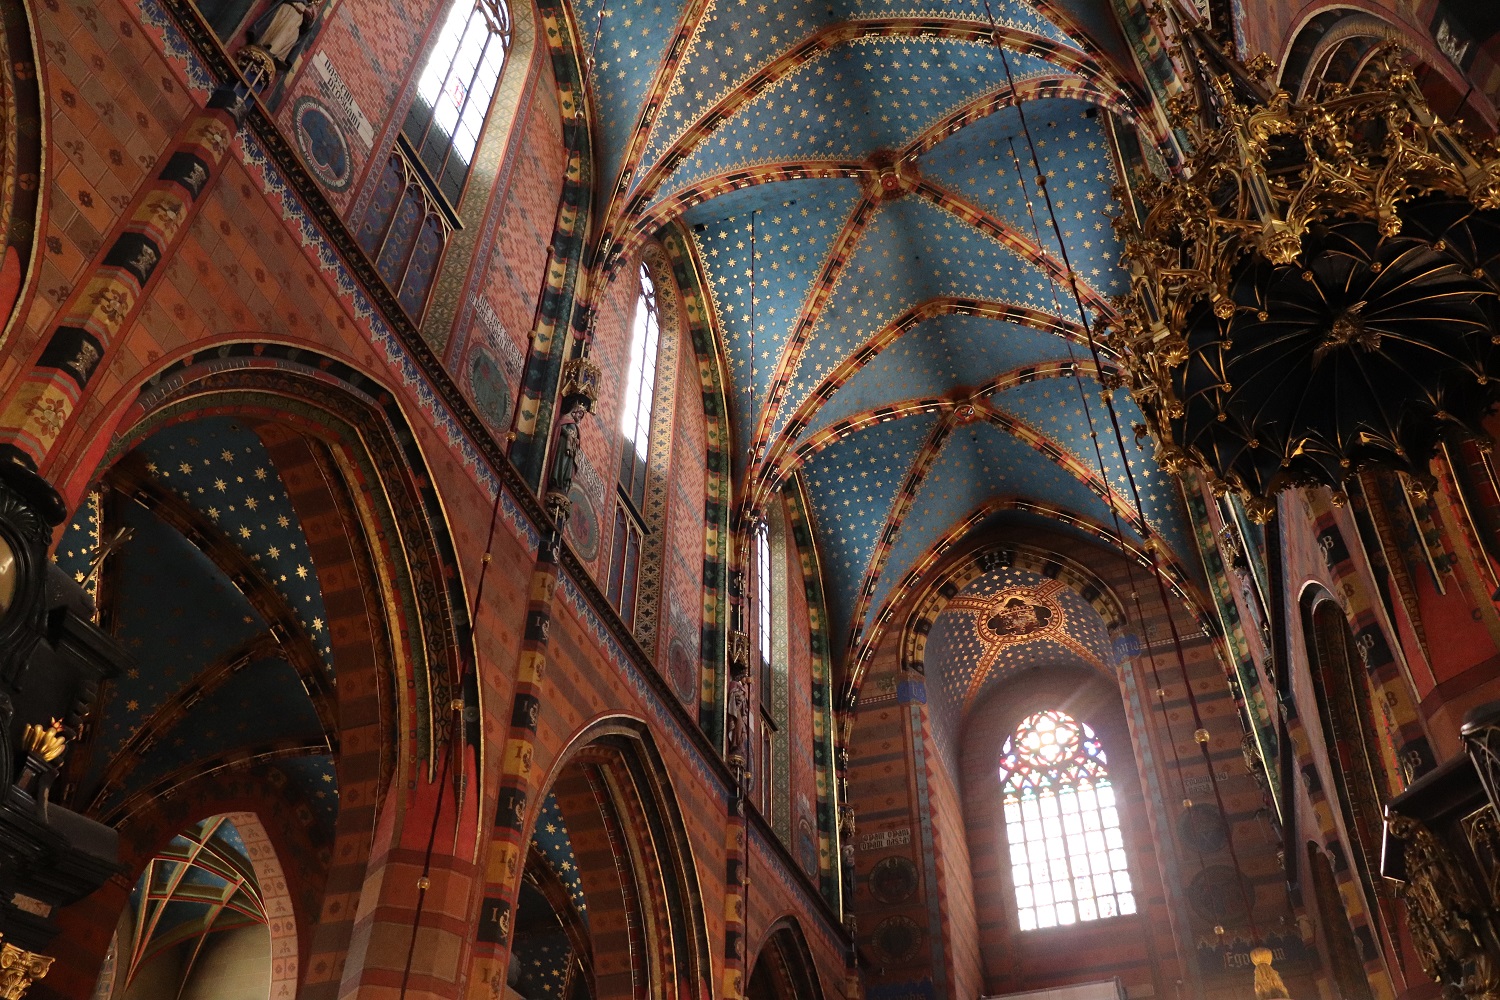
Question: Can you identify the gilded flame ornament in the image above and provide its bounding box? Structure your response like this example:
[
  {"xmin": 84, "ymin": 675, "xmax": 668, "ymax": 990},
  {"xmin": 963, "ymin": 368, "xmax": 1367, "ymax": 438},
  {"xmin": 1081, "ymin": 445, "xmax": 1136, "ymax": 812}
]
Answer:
[{"xmin": 1109, "ymin": 15, "xmax": 1500, "ymax": 520}]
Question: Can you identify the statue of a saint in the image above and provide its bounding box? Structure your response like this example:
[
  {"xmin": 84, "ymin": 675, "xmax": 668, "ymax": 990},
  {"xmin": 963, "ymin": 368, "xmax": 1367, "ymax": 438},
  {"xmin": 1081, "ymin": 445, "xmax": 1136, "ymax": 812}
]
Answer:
[
  {"xmin": 548, "ymin": 401, "xmax": 586, "ymax": 496},
  {"xmin": 725, "ymin": 674, "xmax": 751, "ymax": 754},
  {"xmin": 248, "ymin": 0, "xmax": 318, "ymax": 64}
]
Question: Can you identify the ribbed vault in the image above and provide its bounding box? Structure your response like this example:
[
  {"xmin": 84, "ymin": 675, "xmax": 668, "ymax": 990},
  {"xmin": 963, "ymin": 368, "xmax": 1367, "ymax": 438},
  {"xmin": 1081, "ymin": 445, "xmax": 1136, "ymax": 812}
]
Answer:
[{"xmin": 572, "ymin": 0, "xmax": 1197, "ymax": 699}]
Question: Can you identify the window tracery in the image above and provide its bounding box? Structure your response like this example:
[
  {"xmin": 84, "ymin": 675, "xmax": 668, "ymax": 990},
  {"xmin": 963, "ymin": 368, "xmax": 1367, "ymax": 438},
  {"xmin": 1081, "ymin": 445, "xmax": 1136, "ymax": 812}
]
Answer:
[
  {"xmin": 356, "ymin": 0, "xmax": 511, "ymax": 322},
  {"xmin": 403, "ymin": 0, "xmax": 511, "ymax": 204},
  {"xmin": 608, "ymin": 263, "xmax": 661, "ymax": 627},
  {"xmin": 1001, "ymin": 709, "xmax": 1135, "ymax": 930}
]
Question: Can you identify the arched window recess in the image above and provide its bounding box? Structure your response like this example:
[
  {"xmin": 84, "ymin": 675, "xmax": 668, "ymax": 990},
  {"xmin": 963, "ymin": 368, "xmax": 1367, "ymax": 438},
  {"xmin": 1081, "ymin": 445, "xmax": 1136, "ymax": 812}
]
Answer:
[
  {"xmin": 1001, "ymin": 709, "xmax": 1136, "ymax": 930},
  {"xmin": 356, "ymin": 0, "xmax": 512, "ymax": 321},
  {"xmin": 608, "ymin": 263, "xmax": 662, "ymax": 627}
]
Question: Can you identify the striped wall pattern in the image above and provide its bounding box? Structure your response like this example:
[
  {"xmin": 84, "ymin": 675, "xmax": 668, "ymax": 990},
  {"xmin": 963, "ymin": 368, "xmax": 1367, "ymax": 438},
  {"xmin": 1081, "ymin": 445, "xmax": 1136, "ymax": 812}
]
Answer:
[
  {"xmin": 784, "ymin": 477, "xmax": 842, "ymax": 907},
  {"xmin": 1182, "ymin": 487, "xmax": 1279, "ymax": 792},
  {"xmin": 1308, "ymin": 496, "xmax": 1434, "ymax": 778},
  {"xmin": 508, "ymin": 1, "xmax": 594, "ymax": 486},
  {"xmin": 1281, "ymin": 706, "xmax": 1398, "ymax": 1000},
  {"xmin": 0, "ymin": 99, "xmax": 244, "ymax": 472},
  {"xmin": 469, "ymin": 537, "xmax": 561, "ymax": 994}
]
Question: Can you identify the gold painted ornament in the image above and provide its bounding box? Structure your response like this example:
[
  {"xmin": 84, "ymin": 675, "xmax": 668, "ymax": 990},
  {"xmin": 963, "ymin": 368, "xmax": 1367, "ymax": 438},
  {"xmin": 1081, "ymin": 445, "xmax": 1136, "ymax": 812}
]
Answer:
[{"xmin": 1110, "ymin": 20, "xmax": 1500, "ymax": 521}]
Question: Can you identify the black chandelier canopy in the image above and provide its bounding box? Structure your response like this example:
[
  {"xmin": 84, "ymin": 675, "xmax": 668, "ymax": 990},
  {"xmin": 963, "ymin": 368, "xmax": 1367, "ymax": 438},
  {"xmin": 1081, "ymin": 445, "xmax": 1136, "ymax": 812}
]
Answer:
[{"xmin": 1109, "ymin": 18, "xmax": 1500, "ymax": 520}]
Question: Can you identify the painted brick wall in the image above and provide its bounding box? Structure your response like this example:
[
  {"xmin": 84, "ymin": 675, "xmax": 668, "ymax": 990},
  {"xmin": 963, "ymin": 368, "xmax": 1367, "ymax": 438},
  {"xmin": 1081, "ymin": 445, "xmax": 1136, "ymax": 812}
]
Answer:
[
  {"xmin": 658, "ymin": 330, "xmax": 707, "ymax": 706},
  {"xmin": 273, "ymin": 0, "xmax": 444, "ymax": 215},
  {"xmin": 8, "ymin": 0, "xmax": 190, "ymax": 382},
  {"xmin": 452, "ymin": 54, "xmax": 566, "ymax": 442}
]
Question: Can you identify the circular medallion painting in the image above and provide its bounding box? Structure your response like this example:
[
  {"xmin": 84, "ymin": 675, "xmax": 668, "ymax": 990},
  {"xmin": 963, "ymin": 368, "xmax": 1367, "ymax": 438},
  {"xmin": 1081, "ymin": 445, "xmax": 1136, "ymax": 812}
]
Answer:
[
  {"xmin": 565, "ymin": 484, "xmax": 600, "ymax": 562},
  {"xmin": 466, "ymin": 346, "xmax": 514, "ymax": 435},
  {"xmin": 667, "ymin": 636, "xmax": 696, "ymax": 704},
  {"xmin": 869, "ymin": 855, "xmax": 918, "ymax": 904},
  {"xmin": 871, "ymin": 915, "xmax": 921, "ymax": 963},
  {"xmin": 1178, "ymin": 804, "xmax": 1229, "ymax": 854},
  {"xmin": 1188, "ymin": 864, "xmax": 1250, "ymax": 924},
  {"xmin": 292, "ymin": 98, "xmax": 352, "ymax": 192},
  {"xmin": 798, "ymin": 819, "xmax": 819, "ymax": 878}
]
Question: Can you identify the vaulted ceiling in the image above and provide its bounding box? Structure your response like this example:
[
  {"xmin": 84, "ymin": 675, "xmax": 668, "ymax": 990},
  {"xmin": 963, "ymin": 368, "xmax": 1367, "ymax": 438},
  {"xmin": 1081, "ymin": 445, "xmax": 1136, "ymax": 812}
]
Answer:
[
  {"xmin": 574, "ymin": 0, "xmax": 1197, "ymax": 688},
  {"xmin": 55, "ymin": 418, "xmax": 339, "ymax": 836}
]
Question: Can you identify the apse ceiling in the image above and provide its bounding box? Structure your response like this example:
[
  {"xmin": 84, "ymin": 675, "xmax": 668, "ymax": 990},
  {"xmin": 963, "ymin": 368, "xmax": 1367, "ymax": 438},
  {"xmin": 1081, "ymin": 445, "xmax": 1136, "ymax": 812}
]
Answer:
[
  {"xmin": 577, "ymin": 0, "xmax": 1195, "ymax": 677},
  {"xmin": 54, "ymin": 418, "xmax": 339, "ymax": 837},
  {"xmin": 924, "ymin": 563, "xmax": 1114, "ymax": 772}
]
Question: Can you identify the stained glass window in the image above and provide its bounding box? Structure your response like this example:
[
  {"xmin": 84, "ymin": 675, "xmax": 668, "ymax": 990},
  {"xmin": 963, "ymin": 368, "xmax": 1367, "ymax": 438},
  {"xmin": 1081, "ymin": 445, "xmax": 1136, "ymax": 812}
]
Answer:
[{"xmin": 1000, "ymin": 709, "xmax": 1135, "ymax": 930}]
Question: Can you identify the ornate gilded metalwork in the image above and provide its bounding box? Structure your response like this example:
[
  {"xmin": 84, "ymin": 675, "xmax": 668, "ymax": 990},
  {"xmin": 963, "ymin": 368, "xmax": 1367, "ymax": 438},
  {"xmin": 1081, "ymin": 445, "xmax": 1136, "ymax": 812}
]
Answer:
[
  {"xmin": 1464, "ymin": 705, "xmax": 1500, "ymax": 819},
  {"xmin": 1386, "ymin": 812, "xmax": 1500, "ymax": 998},
  {"xmin": 559, "ymin": 355, "xmax": 602, "ymax": 415},
  {"xmin": 727, "ymin": 629, "xmax": 751, "ymax": 679},
  {"xmin": 232, "ymin": 45, "xmax": 276, "ymax": 92},
  {"xmin": 19, "ymin": 720, "xmax": 63, "ymax": 764},
  {"xmin": 1110, "ymin": 20, "xmax": 1500, "ymax": 520},
  {"xmin": 1463, "ymin": 805, "xmax": 1500, "ymax": 907},
  {"xmin": 0, "ymin": 940, "xmax": 53, "ymax": 999}
]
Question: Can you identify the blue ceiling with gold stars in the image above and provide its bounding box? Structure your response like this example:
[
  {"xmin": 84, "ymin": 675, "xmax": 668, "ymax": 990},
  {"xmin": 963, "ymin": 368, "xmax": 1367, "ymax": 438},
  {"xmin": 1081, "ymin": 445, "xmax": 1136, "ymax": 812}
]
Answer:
[
  {"xmin": 531, "ymin": 790, "xmax": 589, "ymax": 925},
  {"xmin": 579, "ymin": 0, "xmax": 1191, "ymax": 695},
  {"xmin": 54, "ymin": 417, "xmax": 339, "ymax": 840}
]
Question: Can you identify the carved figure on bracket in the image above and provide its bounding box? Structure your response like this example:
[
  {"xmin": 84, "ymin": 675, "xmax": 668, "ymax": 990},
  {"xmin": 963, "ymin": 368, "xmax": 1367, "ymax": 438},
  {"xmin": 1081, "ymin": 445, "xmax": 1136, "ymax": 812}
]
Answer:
[
  {"xmin": 546, "ymin": 400, "xmax": 586, "ymax": 529},
  {"xmin": 725, "ymin": 673, "xmax": 753, "ymax": 797},
  {"xmin": 247, "ymin": 0, "xmax": 318, "ymax": 63}
]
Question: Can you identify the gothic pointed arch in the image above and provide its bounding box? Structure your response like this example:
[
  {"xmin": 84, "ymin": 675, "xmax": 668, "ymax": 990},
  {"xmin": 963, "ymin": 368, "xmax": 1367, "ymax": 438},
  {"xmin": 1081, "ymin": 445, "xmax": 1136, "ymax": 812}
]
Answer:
[
  {"xmin": 747, "ymin": 917, "xmax": 825, "ymax": 1000},
  {"xmin": 506, "ymin": 717, "xmax": 714, "ymax": 1000},
  {"xmin": 40, "ymin": 345, "xmax": 479, "ymax": 1000}
]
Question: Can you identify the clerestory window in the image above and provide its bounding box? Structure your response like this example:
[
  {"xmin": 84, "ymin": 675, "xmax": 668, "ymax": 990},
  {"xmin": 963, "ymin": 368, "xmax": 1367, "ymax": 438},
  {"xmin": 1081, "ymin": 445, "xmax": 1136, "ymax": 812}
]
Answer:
[
  {"xmin": 616, "ymin": 263, "xmax": 660, "ymax": 509},
  {"xmin": 608, "ymin": 263, "xmax": 660, "ymax": 627},
  {"xmin": 1000, "ymin": 709, "xmax": 1135, "ymax": 930},
  {"xmin": 403, "ymin": 0, "xmax": 512, "ymax": 205}
]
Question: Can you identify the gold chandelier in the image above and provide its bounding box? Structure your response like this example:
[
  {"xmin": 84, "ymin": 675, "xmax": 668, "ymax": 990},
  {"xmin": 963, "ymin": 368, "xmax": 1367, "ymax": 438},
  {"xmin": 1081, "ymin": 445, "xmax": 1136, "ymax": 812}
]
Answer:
[{"xmin": 1109, "ymin": 22, "xmax": 1500, "ymax": 521}]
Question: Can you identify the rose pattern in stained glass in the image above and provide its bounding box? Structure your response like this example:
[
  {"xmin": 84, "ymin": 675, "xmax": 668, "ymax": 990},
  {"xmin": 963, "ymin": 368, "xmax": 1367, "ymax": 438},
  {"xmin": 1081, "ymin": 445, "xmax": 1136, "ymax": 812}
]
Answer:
[{"xmin": 1000, "ymin": 709, "xmax": 1135, "ymax": 930}]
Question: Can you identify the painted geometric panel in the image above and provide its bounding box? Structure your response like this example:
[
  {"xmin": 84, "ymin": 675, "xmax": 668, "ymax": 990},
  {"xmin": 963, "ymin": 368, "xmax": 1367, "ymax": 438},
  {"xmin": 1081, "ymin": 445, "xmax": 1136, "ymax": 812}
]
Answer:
[
  {"xmin": 775, "ymin": 194, "xmax": 1070, "ymax": 436},
  {"xmin": 685, "ymin": 177, "xmax": 865, "ymax": 453},
  {"xmin": 658, "ymin": 40, "xmax": 1062, "ymax": 195},
  {"xmin": 918, "ymin": 98, "xmax": 1126, "ymax": 301},
  {"xmin": 642, "ymin": 0, "xmax": 1078, "ymax": 175},
  {"xmin": 804, "ymin": 313, "xmax": 1079, "ymax": 434},
  {"xmin": 861, "ymin": 417, "xmax": 1146, "ymax": 640}
]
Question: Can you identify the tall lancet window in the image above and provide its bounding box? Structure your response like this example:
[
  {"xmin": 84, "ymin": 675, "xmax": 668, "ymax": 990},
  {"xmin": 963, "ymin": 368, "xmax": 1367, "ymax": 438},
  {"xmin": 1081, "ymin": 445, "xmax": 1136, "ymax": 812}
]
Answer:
[
  {"xmin": 608, "ymin": 263, "xmax": 660, "ymax": 627},
  {"xmin": 754, "ymin": 519, "xmax": 775, "ymax": 821},
  {"xmin": 358, "ymin": 0, "xmax": 509, "ymax": 320},
  {"xmin": 403, "ymin": 0, "xmax": 512, "ymax": 204},
  {"xmin": 617, "ymin": 263, "xmax": 660, "ymax": 509},
  {"xmin": 1000, "ymin": 709, "xmax": 1135, "ymax": 930}
]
